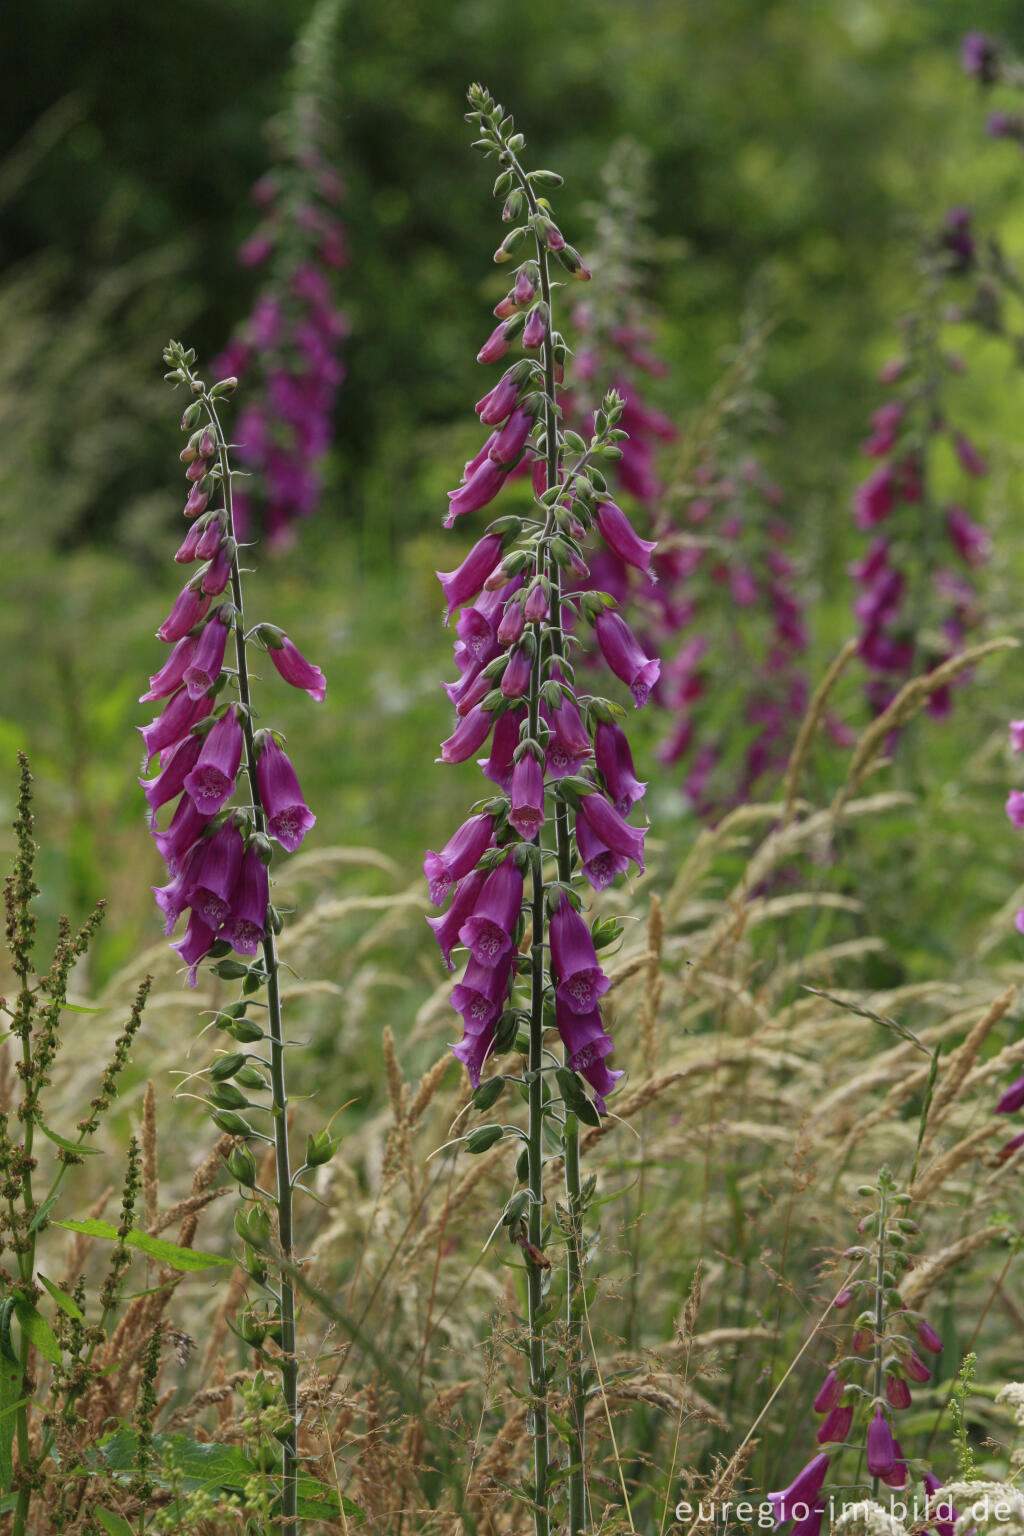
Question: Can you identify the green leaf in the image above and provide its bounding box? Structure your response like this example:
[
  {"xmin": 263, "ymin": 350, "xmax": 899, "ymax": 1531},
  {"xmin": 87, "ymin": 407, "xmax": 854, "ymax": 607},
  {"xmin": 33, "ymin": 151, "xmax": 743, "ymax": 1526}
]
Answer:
[
  {"xmin": 37, "ymin": 1122, "xmax": 101, "ymax": 1156},
  {"xmin": 0, "ymin": 1300, "xmax": 16, "ymax": 1366},
  {"xmin": 36, "ymin": 1274, "xmax": 83, "ymax": 1322},
  {"xmin": 294, "ymin": 1475, "xmax": 363, "ymax": 1522},
  {"xmin": 0, "ymin": 1350, "xmax": 20, "ymax": 1495},
  {"xmin": 94, "ymin": 1510, "xmax": 134, "ymax": 1536},
  {"xmin": 14, "ymin": 1301, "xmax": 61, "ymax": 1364},
  {"xmin": 61, "ymin": 1003, "xmax": 104, "ymax": 1014},
  {"xmin": 54, "ymin": 1221, "xmax": 232, "ymax": 1272}
]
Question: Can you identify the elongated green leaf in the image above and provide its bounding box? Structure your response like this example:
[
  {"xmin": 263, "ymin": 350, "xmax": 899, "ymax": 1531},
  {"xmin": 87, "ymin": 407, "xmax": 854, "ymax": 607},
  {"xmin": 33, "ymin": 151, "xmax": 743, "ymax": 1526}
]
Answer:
[
  {"xmin": 54, "ymin": 1221, "xmax": 231, "ymax": 1271},
  {"xmin": 0, "ymin": 1300, "xmax": 15, "ymax": 1365},
  {"xmin": 14, "ymin": 1300, "xmax": 61, "ymax": 1364},
  {"xmin": 36, "ymin": 1274, "xmax": 83, "ymax": 1321},
  {"xmin": 0, "ymin": 1357, "xmax": 19, "ymax": 1495},
  {"xmin": 94, "ymin": 1509, "xmax": 134, "ymax": 1536},
  {"xmin": 61, "ymin": 1003, "xmax": 104, "ymax": 1014},
  {"xmin": 54, "ymin": 1218, "xmax": 119, "ymax": 1241},
  {"xmin": 37, "ymin": 1122, "xmax": 101, "ymax": 1156}
]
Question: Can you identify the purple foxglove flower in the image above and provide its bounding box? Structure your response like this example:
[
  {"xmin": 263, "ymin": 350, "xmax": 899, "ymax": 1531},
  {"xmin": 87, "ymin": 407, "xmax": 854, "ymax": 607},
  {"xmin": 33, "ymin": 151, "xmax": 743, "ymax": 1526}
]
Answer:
[
  {"xmin": 792, "ymin": 1509, "xmax": 824, "ymax": 1536},
  {"xmin": 459, "ymin": 857, "xmax": 523, "ymax": 968},
  {"xmin": 954, "ymin": 432, "xmax": 987, "ymax": 477},
  {"xmin": 456, "ymin": 606, "xmax": 501, "ymax": 667},
  {"xmin": 832, "ymin": 1287, "xmax": 853, "ymax": 1309},
  {"xmin": 916, "ymin": 1319, "xmax": 943, "ymax": 1354},
  {"xmin": 256, "ymin": 737, "xmax": 316, "ymax": 851},
  {"xmin": 924, "ymin": 1475, "xmax": 957, "ymax": 1536},
  {"xmin": 1016, "ymin": 909, "xmax": 1024, "ymax": 937},
  {"xmin": 451, "ymin": 1024, "xmax": 496, "ymax": 1087},
  {"xmin": 424, "ymin": 811, "xmax": 495, "ymax": 905},
  {"xmin": 522, "ymin": 306, "xmax": 546, "ymax": 349},
  {"xmin": 266, "ymin": 634, "xmax": 326, "ymax": 701},
  {"xmin": 885, "ymin": 1374, "xmax": 912, "ymax": 1409},
  {"xmin": 427, "ymin": 867, "xmax": 488, "ymax": 970},
  {"xmin": 496, "ymin": 597, "xmax": 526, "ymax": 645},
  {"xmin": 523, "ymin": 583, "xmax": 549, "ymax": 623},
  {"xmin": 766, "ymin": 1454, "xmax": 830, "ymax": 1527},
  {"xmin": 596, "ymin": 502, "xmax": 657, "ymax": 574},
  {"xmin": 139, "ymin": 688, "xmax": 212, "ymax": 764},
  {"xmin": 578, "ymin": 791, "xmax": 646, "ymax": 876},
  {"xmin": 902, "ymin": 1350, "xmax": 931, "ymax": 1384},
  {"xmin": 175, "ymin": 522, "xmax": 205, "ymax": 563},
  {"xmin": 451, "ymin": 954, "xmax": 514, "ymax": 1037},
  {"xmin": 140, "ymin": 733, "xmax": 203, "ymax": 816},
  {"xmin": 575, "ymin": 1051, "xmax": 623, "ymax": 1114},
  {"xmin": 475, "ymin": 374, "xmax": 519, "ymax": 426},
  {"xmin": 514, "ymin": 270, "xmax": 536, "ymax": 304},
  {"xmin": 187, "ymin": 820, "xmax": 244, "ymax": 931},
  {"xmin": 171, "ymin": 909, "xmax": 217, "ymax": 987},
  {"xmin": 479, "ymin": 706, "xmax": 524, "ymax": 790},
  {"xmin": 962, "ymin": 31, "xmax": 999, "ymax": 82},
  {"xmin": 996, "ymin": 1074, "xmax": 1024, "ymax": 1114},
  {"xmin": 545, "ymin": 225, "xmax": 565, "ymax": 252},
  {"xmin": 153, "ymin": 841, "xmax": 206, "ymax": 936},
  {"xmin": 851, "ymin": 1327, "xmax": 873, "ymax": 1352},
  {"xmin": 158, "ymin": 584, "xmax": 211, "ymax": 643},
  {"xmin": 183, "ymin": 612, "xmax": 230, "ymax": 700},
  {"xmin": 153, "ymin": 791, "xmax": 213, "ymax": 871},
  {"xmin": 195, "ymin": 517, "xmax": 224, "ymax": 561},
  {"xmin": 595, "ymin": 609, "xmax": 660, "ymax": 707},
  {"xmin": 140, "ymin": 636, "xmax": 198, "ymax": 702},
  {"xmin": 201, "ymin": 544, "xmax": 232, "ymax": 596},
  {"xmin": 813, "ymin": 1372, "xmax": 841, "ymax": 1413},
  {"xmin": 437, "ymin": 533, "xmax": 504, "ymax": 621},
  {"xmin": 463, "ymin": 432, "xmax": 498, "ymax": 483},
  {"xmin": 946, "ymin": 505, "xmax": 990, "ymax": 566},
  {"xmin": 477, "ymin": 322, "xmax": 510, "ymax": 365},
  {"xmin": 184, "ymin": 483, "xmax": 209, "ymax": 518},
  {"xmin": 1011, "ymin": 721, "xmax": 1024, "ymax": 753},
  {"xmin": 576, "ymin": 813, "xmax": 629, "ymax": 892},
  {"xmin": 543, "ymin": 695, "xmax": 592, "ymax": 780},
  {"xmin": 488, "ymin": 406, "xmax": 533, "ymax": 467},
  {"xmin": 594, "ymin": 720, "xmax": 646, "ymax": 815},
  {"xmin": 1006, "ymin": 792, "xmax": 1024, "ymax": 830},
  {"xmin": 509, "ymin": 752, "xmax": 544, "ymax": 839},
  {"xmin": 439, "ymin": 702, "xmax": 496, "ymax": 764},
  {"xmin": 184, "ymin": 456, "xmax": 209, "ymax": 484},
  {"xmin": 446, "ymin": 664, "xmax": 491, "ymax": 717},
  {"xmin": 555, "ymin": 1000, "xmax": 621, "ymax": 1112},
  {"xmin": 853, "ymin": 465, "xmax": 894, "ymax": 530},
  {"xmin": 550, "ymin": 895, "xmax": 610, "ymax": 1015},
  {"xmin": 226, "ymin": 845, "xmax": 270, "ymax": 956},
  {"xmin": 184, "ymin": 707, "xmax": 243, "ymax": 817},
  {"xmin": 999, "ymin": 1128, "xmax": 1024, "ymax": 1161},
  {"xmin": 816, "ymin": 1404, "xmax": 853, "ymax": 1445},
  {"xmin": 445, "ymin": 456, "xmax": 506, "ymax": 528},
  {"xmin": 881, "ymin": 1441, "xmax": 907, "ymax": 1490},
  {"xmin": 501, "ymin": 646, "xmax": 532, "ymax": 700}
]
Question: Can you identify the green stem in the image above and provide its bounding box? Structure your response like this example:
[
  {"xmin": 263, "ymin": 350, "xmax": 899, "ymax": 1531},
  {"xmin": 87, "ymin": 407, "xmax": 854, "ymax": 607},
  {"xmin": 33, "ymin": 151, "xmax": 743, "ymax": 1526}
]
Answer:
[
  {"xmin": 206, "ymin": 392, "xmax": 299, "ymax": 1536},
  {"xmin": 12, "ymin": 1027, "xmax": 36, "ymax": 1536},
  {"xmin": 871, "ymin": 1191, "xmax": 887, "ymax": 1505}
]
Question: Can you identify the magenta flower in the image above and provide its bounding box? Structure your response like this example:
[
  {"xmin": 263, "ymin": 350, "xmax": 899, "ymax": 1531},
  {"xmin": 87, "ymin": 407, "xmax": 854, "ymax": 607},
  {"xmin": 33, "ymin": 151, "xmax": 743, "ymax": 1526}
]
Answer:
[
  {"xmin": 554, "ymin": 1000, "xmax": 621, "ymax": 1111},
  {"xmin": 954, "ymin": 432, "xmax": 987, "ymax": 477},
  {"xmin": 152, "ymin": 791, "xmax": 213, "ymax": 872},
  {"xmin": 451, "ymin": 954, "xmax": 514, "ymax": 1038},
  {"xmin": 916, "ymin": 1319, "xmax": 943, "ymax": 1354},
  {"xmin": 437, "ymin": 533, "xmax": 504, "ymax": 620},
  {"xmin": 924, "ymin": 1474, "xmax": 958, "ymax": 1536},
  {"xmin": 446, "ymin": 456, "xmax": 506, "ymax": 527},
  {"xmin": 881, "ymin": 1441, "xmax": 907, "ymax": 1490},
  {"xmin": 596, "ymin": 501, "xmax": 656, "ymax": 574},
  {"xmin": 256, "ymin": 736, "xmax": 316, "ymax": 852},
  {"xmin": 479, "ymin": 707, "xmax": 524, "ymax": 790},
  {"xmin": 153, "ymin": 842, "xmax": 206, "ymax": 936},
  {"xmin": 424, "ymin": 811, "xmax": 496, "ymax": 905},
  {"xmin": 264, "ymin": 632, "xmax": 327, "ymax": 702},
  {"xmin": 201, "ymin": 544, "xmax": 232, "ymax": 596},
  {"xmin": 140, "ymin": 733, "xmax": 203, "ymax": 816},
  {"xmin": 497, "ymin": 598, "xmax": 526, "ymax": 645},
  {"xmin": 885, "ymin": 1375, "xmax": 912, "ymax": 1410},
  {"xmin": 426, "ymin": 867, "xmax": 488, "ymax": 970},
  {"xmin": 226, "ymin": 845, "xmax": 270, "ymax": 955},
  {"xmin": 813, "ymin": 1371, "xmax": 841, "ymax": 1414},
  {"xmin": 594, "ymin": 719, "xmax": 646, "ymax": 815},
  {"xmin": 187, "ymin": 820, "xmax": 245, "ymax": 931},
  {"xmin": 544, "ymin": 693, "xmax": 592, "ymax": 779},
  {"xmin": 184, "ymin": 483, "xmax": 209, "ymax": 519},
  {"xmin": 550, "ymin": 895, "xmax": 610, "ymax": 1014},
  {"xmin": 171, "ymin": 909, "xmax": 218, "ymax": 987},
  {"xmin": 183, "ymin": 611, "xmax": 230, "ymax": 700},
  {"xmin": 139, "ymin": 688, "xmax": 212, "ymax": 764},
  {"xmin": 477, "ymin": 321, "xmax": 511, "ymax": 365},
  {"xmin": 962, "ymin": 31, "xmax": 999, "ymax": 83},
  {"xmin": 947, "ymin": 505, "xmax": 990, "ymax": 565},
  {"xmin": 995, "ymin": 1074, "xmax": 1024, "ymax": 1114},
  {"xmin": 1010, "ymin": 721, "xmax": 1024, "ymax": 753},
  {"xmin": 576, "ymin": 813, "xmax": 629, "ymax": 892},
  {"xmin": 140, "ymin": 635, "xmax": 198, "ymax": 702},
  {"xmin": 578, "ymin": 791, "xmax": 646, "ymax": 876},
  {"xmin": 594, "ymin": 609, "xmax": 660, "ymax": 707},
  {"xmin": 440, "ymin": 702, "xmax": 496, "ymax": 764},
  {"xmin": 475, "ymin": 375, "xmax": 520, "ymax": 426},
  {"xmin": 451, "ymin": 1020, "xmax": 498, "ymax": 1088},
  {"xmin": 158, "ymin": 583, "xmax": 211, "ymax": 643},
  {"xmin": 1006, "ymin": 791, "xmax": 1024, "ymax": 829},
  {"xmin": 815, "ymin": 1405, "xmax": 853, "ymax": 1446},
  {"xmin": 488, "ymin": 406, "xmax": 533, "ymax": 466},
  {"xmin": 501, "ymin": 646, "xmax": 533, "ymax": 699},
  {"xmin": 767, "ymin": 1454, "xmax": 830, "ymax": 1525},
  {"xmin": 184, "ymin": 707, "xmax": 244, "ymax": 816},
  {"xmin": 459, "ymin": 857, "xmax": 524, "ymax": 967},
  {"xmin": 509, "ymin": 752, "xmax": 545, "ymax": 838},
  {"xmin": 523, "ymin": 583, "xmax": 549, "ymax": 623},
  {"xmin": 853, "ymin": 465, "xmax": 894, "ymax": 530},
  {"xmin": 901, "ymin": 1350, "xmax": 931, "ymax": 1384}
]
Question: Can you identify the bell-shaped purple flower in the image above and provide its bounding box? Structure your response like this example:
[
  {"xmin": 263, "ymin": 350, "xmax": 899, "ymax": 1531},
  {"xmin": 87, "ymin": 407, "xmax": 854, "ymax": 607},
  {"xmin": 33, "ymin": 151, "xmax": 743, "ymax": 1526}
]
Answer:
[
  {"xmin": 523, "ymin": 583, "xmax": 549, "ymax": 623},
  {"xmin": 488, "ymin": 406, "xmax": 533, "ymax": 467},
  {"xmin": 816, "ymin": 1405, "xmax": 853, "ymax": 1446},
  {"xmin": 501, "ymin": 646, "xmax": 532, "ymax": 700},
  {"xmin": 459, "ymin": 857, "xmax": 524, "ymax": 968},
  {"xmin": 550, "ymin": 894, "xmax": 610, "ymax": 1015},
  {"xmin": 995, "ymin": 1074, "xmax": 1024, "ymax": 1114},
  {"xmin": 187, "ymin": 820, "xmax": 245, "ymax": 931},
  {"xmin": 885, "ymin": 1374, "xmax": 912, "ymax": 1410},
  {"xmin": 440, "ymin": 703, "xmax": 496, "ymax": 764},
  {"xmin": 924, "ymin": 1474, "xmax": 958, "ymax": 1536},
  {"xmin": 424, "ymin": 812, "xmax": 495, "ymax": 905},
  {"xmin": 596, "ymin": 501, "xmax": 657, "ymax": 574},
  {"xmin": 554, "ymin": 999, "xmax": 622, "ymax": 1113},
  {"xmin": 866, "ymin": 1406, "xmax": 895, "ymax": 1477},
  {"xmin": 140, "ymin": 636, "xmax": 198, "ymax": 703},
  {"xmin": 195, "ymin": 516, "xmax": 224, "ymax": 561},
  {"xmin": 576, "ymin": 813, "xmax": 629, "ymax": 892},
  {"xmin": 594, "ymin": 719, "xmax": 646, "ymax": 815},
  {"xmin": 171, "ymin": 909, "xmax": 217, "ymax": 988},
  {"xmin": 153, "ymin": 841, "xmax": 206, "ymax": 936},
  {"xmin": 267, "ymin": 634, "xmax": 327, "ymax": 702},
  {"xmin": 881, "ymin": 1441, "xmax": 907, "ymax": 1490},
  {"xmin": 183, "ymin": 611, "xmax": 230, "ymax": 701},
  {"xmin": 226, "ymin": 845, "xmax": 270, "ymax": 956},
  {"xmin": 140, "ymin": 733, "xmax": 203, "ymax": 816},
  {"xmin": 916, "ymin": 1318, "xmax": 943, "ymax": 1354},
  {"xmin": 437, "ymin": 533, "xmax": 504, "ymax": 621},
  {"xmin": 184, "ymin": 707, "xmax": 243, "ymax": 817},
  {"xmin": 509, "ymin": 752, "xmax": 544, "ymax": 838},
  {"xmin": 813, "ymin": 1371, "xmax": 841, "ymax": 1414},
  {"xmin": 594, "ymin": 609, "xmax": 660, "ymax": 707},
  {"xmin": 445, "ymin": 457, "xmax": 505, "ymax": 528},
  {"xmin": 139, "ymin": 687, "xmax": 212, "ymax": 764},
  {"xmin": 451, "ymin": 954, "xmax": 514, "ymax": 1038},
  {"xmin": 497, "ymin": 597, "xmax": 526, "ymax": 645},
  {"xmin": 175, "ymin": 522, "xmax": 205, "ymax": 564},
  {"xmin": 479, "ymin": 707, "xmax": 524, "ymax": 790},
  {"xmin": 184, "ymin": 483, "xmax": 209, "ymax": 519},
  {"xmin": 544, "ymin": 693, "xmax": 592, "ymax": 780},
  {"xmin": 153, "ymin": 791, "xmax": 213, "ymax": 872},
  {"xmin": 767, "ymin": 1454, "xmax": 830, "ymax": 1527},
  {"xmin": 256, "ymin": 736, "xmax": 316, "ymax": 852},
  {"xmin": 158, "ymin": 583, "xmax": 211, "ymax": 643},
  {"xmin": 427, "ymin": 867, "xmax": 488, "ymax": 970},
  {"xmin": 475, "ymin": 374, "xmax": 519, "ymax": 426},
  {"xmin": 578, "ymin": 791, "xmax": 646, "ymax": 876},
  {"xmin": 201, "ymin": 544, "xmax": 232, "ymax": 596},
  {"xmin": 477, "ymin": 321, "xmax": 510, "ymax": 365}
]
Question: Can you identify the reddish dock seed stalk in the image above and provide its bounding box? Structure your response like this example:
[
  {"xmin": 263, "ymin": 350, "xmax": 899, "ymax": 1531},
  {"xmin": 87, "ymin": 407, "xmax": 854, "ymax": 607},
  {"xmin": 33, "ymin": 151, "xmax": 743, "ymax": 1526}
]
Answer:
[
  {"xmin": 424, "ymin": 86, "xmax": 656, "ymax": 1535},
  {"xmin": 141, "ymin": 342, "xmax": 332, "ymax": 1536}
]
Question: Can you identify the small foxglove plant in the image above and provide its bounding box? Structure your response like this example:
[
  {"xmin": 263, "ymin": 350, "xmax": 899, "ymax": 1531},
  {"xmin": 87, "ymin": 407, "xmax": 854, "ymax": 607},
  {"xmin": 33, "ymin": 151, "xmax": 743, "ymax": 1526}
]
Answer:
[
  {"xmin": 425, "ymin": 85, "xmax": 655, "ymax": 1536},
  {"xmin": 142, "ymin": 341, "xmax": 333, "ymax": 1535},
  {"xmin": 212, "ymin": 0, "xmax": 348, "ymax": 550}
]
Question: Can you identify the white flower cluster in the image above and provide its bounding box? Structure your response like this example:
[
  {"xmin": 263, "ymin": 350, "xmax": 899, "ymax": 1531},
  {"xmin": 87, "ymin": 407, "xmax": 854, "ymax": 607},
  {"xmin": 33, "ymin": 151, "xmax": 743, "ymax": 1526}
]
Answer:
[
  {"xmin": 943, "ymin": 1481, "xmax": 1024, "ymax": 1536},
  {"xmin": 997, "ymin": 1382, "xmax": 1024, "ymax": 1429},
  {"xmin": 834, "ymin": 1501, "xmax": 911, "ymax": 1536}
]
